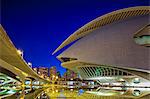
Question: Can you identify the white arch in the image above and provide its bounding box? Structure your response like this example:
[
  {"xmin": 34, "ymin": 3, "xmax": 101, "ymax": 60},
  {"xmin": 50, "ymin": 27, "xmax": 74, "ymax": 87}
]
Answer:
[{"xmin": 53, "ymin": 6, "xmax": 150, "ymax": 54}]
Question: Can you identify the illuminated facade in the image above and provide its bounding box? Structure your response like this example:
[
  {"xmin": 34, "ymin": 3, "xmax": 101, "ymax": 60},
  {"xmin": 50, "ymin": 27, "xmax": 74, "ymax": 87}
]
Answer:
[
  {"xmin": 54, "ymin": 6, "xmax": 150, "ymax": 97},
  {"xmin": 38, "ymin": 67, "xmax": 49, "ymax": 78},
  {"xmin": 63, "ymin": 69, "xmax": 78, "ymax": 80},
  {"xmin": 49, "ymin": 66, "xmax": 57, "ymax": 77}
]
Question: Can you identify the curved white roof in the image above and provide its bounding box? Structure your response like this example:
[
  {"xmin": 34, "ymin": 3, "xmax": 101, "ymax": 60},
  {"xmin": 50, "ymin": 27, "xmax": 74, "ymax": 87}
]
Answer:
[{"xmin": 53, "ymin": 6, "xmax": 150, "ymax": 54}]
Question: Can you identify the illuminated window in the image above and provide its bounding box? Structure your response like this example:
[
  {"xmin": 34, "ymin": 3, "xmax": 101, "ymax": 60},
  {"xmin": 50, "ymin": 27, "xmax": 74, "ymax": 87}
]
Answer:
[
  {"xmin": 133, "ymin": 78, "xmax": 140, "ymax": 84},
  {"xmin": 133, "ymin": 90, "xmax": 141, "ymax": 96},
  {"xmin": 134, "ymin": 25, "xmax": 150, "ymax": 47}
]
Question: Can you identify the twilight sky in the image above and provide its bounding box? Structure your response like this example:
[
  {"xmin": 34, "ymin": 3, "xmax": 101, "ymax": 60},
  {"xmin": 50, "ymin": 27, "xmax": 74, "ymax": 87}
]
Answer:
[{"xmin": 1, "ymin": 0, "xmax": 149, "ymax": 75}]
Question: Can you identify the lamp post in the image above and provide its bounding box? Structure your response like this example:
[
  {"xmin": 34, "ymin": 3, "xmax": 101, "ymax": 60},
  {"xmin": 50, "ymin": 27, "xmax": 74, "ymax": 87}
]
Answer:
[
  {"xmin": 17, "ymin": 49, "xmax": 23, "ymax": 58},
  {"xmin": 27, "ymin": 62, "xmax": 32, "ymax": 68}
]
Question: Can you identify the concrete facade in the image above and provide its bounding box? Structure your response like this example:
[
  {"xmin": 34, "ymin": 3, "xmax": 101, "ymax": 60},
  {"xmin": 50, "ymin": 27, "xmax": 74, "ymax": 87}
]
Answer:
[{"xmin": 58, "ymin": 15, "xmax": 150, "ymax": 72}]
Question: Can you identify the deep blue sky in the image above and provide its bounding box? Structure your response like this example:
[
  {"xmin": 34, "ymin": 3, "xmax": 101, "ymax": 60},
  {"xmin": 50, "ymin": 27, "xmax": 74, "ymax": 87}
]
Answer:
[{"xmin": 1, "ymin": 0, "xmax": 149, "ymax": 75}]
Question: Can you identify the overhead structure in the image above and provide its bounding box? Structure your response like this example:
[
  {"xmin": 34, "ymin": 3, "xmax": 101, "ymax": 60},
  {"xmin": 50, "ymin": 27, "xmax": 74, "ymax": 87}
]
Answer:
[
  {"xmin": 0, "ymin": 25, "xmax": 49, "ymax": 83},
  {"xmin": 53, "ymin": 6, "xmax": 150, "ymax": 55}
]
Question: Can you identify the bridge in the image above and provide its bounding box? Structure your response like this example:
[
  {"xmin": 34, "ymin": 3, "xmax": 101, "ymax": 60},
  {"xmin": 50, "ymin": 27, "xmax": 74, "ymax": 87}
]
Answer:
[{"xmin": 0, "ymin": 24, "xmax": 49, "ymax": 84}]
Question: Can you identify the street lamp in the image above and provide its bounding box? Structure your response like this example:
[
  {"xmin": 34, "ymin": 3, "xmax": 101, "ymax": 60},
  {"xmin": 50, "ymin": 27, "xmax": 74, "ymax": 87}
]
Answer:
[
  {"xmin": 28, "ymin": 62, "xmax": 32, "ymax": 68},
  {"xmin": 17, "ymin": 49, "xmax": 23, "ymax": 57},
  {"xmin": 56, "ymin": 76, "xmax": 58, "ymax": 79}
]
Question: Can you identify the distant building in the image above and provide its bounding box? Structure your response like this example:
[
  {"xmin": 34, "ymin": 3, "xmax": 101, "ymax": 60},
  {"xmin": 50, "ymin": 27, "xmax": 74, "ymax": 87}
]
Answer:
[
  {"xmin": 49, "ymin": 66, "xmax": 57, "ymax": 77},
  {"xmin": 56, "ymin": 71, "xmax": 61, "ymax": 78},
  {"xmin": 63, "ymin": 69, "xmax": 78, "ymax": 80},
  {"xmin": 38, "ymin": 67, "xmax": 49, "ymax": 78}
]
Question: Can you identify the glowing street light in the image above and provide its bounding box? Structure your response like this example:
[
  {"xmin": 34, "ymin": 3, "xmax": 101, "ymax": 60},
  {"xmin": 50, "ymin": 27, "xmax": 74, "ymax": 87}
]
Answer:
[
  {"xmin": 17, "ymin": 49, "xmax": 23, "ymax": 57},
  {"xmin": 56, "ymin": 76, "xmax": 58, "ymax": 79},
  {"xmin": 56, "ymin": 90, "xmax": 58, "ymax": 93},
  {"xmin": 28, "ymin": 62, "xmax": 32, "ymax": 67}
]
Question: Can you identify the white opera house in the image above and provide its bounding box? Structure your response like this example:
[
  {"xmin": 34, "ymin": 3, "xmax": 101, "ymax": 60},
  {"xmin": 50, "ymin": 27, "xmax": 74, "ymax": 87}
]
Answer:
[{"xmin": 53, "ymin": 6, "xmax": 150, "ymax": 93}]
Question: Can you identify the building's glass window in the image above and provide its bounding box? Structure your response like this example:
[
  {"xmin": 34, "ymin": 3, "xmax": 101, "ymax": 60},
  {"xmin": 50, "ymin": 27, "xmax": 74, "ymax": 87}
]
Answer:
[
  {"xmin": 134, "ymin": 25, "xmax": 150, "ymax": 47},
  {"xmin": 133, "ymin": 78, "xmax": 140, "ymax": 84},
  {"xmin": 134, "ymin": 35, "xmax": 150, "ymax": 47},
  {"xmin": 132, "ymin": 90, "xmax": 141, "ymax": 96},
  {"xmin": 95, "ymin": 67, "xmax": 101, "ymax": 76}
]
